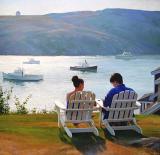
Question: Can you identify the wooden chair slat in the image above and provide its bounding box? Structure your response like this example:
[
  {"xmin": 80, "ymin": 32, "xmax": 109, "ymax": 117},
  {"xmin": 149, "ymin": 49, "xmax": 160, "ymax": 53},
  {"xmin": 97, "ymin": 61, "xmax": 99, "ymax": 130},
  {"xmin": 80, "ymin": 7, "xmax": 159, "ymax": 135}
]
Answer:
[
  {"xmin": 108, "ymin": 94, "xmax": 119, "ymax": 119},
  {"xmin": 119, "ymin": 90, "xmax": 130, "ymax": 119},
  {"xmin": 81, "ymin": 91, "xmax": 88, "ymax": 120},
  {"xmin": 129, "ymin": 93, "xmax": 138, "ymax": 118},
  {"xmin": 113, "ymin": 91, "xmax": 124, "ymax": 119},
  {"xmin": 71, "ymin": 92, "xmax": 81, "ymax": 120},
  {"xmin": 67, "ymin": 94, "xmax": 75, "ymax": 120},
  {"xmin": 124, "ymin": 91, "xmax": 135, "ymax": 118}
]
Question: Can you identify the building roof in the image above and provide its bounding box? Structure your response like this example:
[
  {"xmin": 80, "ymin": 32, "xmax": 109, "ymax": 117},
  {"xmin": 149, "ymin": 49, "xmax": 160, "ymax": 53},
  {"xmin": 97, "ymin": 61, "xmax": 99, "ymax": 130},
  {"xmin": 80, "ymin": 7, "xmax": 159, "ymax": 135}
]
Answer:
[
  {"xmin": 138, "ymin": 93, "xmax": 154, "ymax": 102},
  {"xmin": 151, "ymin": 67, "xmax": 160, "ymax": 75}
]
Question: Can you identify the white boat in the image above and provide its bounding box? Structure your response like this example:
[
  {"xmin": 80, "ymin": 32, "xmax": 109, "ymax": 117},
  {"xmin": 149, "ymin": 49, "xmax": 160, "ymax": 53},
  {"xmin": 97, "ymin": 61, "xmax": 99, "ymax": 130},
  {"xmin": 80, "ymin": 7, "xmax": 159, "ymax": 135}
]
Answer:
[
  {"xmin": 23, "ymin": 58, "xmax": 40, "ymax": 64},
  {"xmin": 70, "ymin": 60, "xmax": 97, "ymax": 72},
  {"xmin": 115, "ymin": 51, "xmax": 135, "ymax": 60},
  {"xmin": 3, "ymin": 68, "xmax": 43, "ymax": 81}
]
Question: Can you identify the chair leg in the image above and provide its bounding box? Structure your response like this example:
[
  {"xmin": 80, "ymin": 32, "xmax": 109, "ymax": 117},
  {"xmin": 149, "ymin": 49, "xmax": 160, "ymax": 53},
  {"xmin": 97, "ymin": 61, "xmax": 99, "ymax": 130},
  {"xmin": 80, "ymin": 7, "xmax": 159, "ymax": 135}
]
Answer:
[
  {"xmin": 64, "ymin": 126, "xmax": 72, "ymax": 138},
  {"xmin": 57, "ymin": 110, "xmax": 61, "ymax": 127},
  {"xmin": 132, "ymin": 118, "xmax": 142, "ymax": 134},
  {"xmin": 88, "ymin": 121, "xmax": 99, "ymax": 136},
  {"xmin": 99, "ymin": 109, "xmax": 102, "ymax": 127},
  {"xmin": 55, "ymin": 105, "xmax": 61, "ymax": 127},
  {"xmin": 93, "ymin": 127, "xmax": 99, "ymax": 136},
  {"xmin": 61, "ymin": 119, "xmax": 73, "ymax": 138},
  {"xmin": 132, "ymin": 125, "xmax": 142, "ymax": 134},
  {"xmin": 103, "ymin": 119, "xmax": 115, "ymax": 136}
]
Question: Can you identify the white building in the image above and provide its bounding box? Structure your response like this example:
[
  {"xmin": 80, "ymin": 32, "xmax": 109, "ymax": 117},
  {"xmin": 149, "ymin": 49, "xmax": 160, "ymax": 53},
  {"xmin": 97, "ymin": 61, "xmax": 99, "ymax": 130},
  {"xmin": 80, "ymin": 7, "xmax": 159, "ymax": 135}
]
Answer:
[
  {"xmin": 151, "ymin": 67, "xmax": 160, "ymax": 102},
  {"xmin": 16, "ymin": 11, "xmax": 21, "ymax": 16},
  {"xmin": 138, "ymin": 67, "xmax": 160, "ymax": 115}
]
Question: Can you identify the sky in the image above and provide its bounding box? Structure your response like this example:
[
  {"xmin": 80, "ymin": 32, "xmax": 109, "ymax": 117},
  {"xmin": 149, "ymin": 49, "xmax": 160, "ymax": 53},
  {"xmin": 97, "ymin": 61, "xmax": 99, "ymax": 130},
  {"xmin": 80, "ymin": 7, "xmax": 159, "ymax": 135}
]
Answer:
[{"xmin": 0, "ymin": 0, "xmax": 160, "ymax": 15}]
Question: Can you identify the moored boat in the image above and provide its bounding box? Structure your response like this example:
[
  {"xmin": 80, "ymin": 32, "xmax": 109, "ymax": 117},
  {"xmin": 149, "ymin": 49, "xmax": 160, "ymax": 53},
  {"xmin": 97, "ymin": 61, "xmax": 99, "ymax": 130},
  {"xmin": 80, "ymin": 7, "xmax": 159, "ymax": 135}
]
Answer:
[
  {"xmin": 70, "ymin": 60, "xmax": 97, "ymax": 72},
  {"xmin": 115, "ymin": 51, "xmax": 135, "ymax": 60},
  {"xmin": 3, "ymin": 68, "xmax": 43, "ymax": 82},
  {"xmin": 23, "ymin": 58, "xmax": 40, "ymax": 64}
]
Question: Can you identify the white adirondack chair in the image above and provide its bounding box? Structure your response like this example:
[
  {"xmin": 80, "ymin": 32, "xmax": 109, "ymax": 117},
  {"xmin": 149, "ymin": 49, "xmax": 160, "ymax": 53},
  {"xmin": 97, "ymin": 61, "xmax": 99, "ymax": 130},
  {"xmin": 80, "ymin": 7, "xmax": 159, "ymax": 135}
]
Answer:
[
  {"xmin": 96, "ymin": 90, "xmax": 142, "ymax": 136},
  {"xmin": 55, "ymin": 91, "xmax": 99, "ymax": 138}
]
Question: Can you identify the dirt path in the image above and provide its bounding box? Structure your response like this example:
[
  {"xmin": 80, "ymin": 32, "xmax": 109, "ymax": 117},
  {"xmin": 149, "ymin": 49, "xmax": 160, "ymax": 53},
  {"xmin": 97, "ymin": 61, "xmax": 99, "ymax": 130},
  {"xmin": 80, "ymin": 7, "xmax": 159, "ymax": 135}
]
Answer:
[
  {"xmin": 0, "ymin": 133, "xmax": 151, "ymax": 155},
  {"xmin": 0, "ymin": 133, "xmax": 80, "ymax": 155}
]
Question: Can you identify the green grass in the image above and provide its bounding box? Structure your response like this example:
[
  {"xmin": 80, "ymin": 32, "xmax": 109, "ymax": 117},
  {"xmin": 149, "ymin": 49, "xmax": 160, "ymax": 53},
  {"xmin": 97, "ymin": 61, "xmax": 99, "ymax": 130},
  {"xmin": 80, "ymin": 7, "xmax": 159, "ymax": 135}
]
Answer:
[
  {"xmin": 0, "ymin": 114, "xmax": 159, "ymax": 140},
  {"xmin": 136, "ymin": 115, "xmax": 160, "ymax": 138},
  {"xmin": 0, "ymin": 114, "xmax": 61, "ymax": 143},
  {"xmin": 0, "ymin": 114, "xmax": 159, "ymax": 154}
]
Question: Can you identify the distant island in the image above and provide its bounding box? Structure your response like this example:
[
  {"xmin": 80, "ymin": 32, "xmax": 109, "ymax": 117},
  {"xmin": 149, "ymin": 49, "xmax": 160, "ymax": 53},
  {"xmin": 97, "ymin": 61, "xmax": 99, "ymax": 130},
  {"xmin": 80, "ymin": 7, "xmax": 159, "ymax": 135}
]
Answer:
[{"xmin": 0, "ymin": 8, "xmax": 160, "ymax": 56}]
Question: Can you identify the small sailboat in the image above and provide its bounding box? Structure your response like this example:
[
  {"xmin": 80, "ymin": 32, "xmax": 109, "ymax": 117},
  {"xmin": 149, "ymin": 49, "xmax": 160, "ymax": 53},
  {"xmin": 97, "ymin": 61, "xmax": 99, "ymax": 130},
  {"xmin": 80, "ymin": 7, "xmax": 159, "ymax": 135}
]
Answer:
[
  {"xmin": 23, "ymin": 58, "xmax": 40, "ymax": 64},
  {"xmin": 3, "ymin": 68, "xmax": 43, "ymax": 82},
  {"xmin": 70, "ymin": 60, "xmax": 97, "ymax": 72},
  {"xmin": 115, "ymin": 51, "xmax": 135, "ymax": 60}
]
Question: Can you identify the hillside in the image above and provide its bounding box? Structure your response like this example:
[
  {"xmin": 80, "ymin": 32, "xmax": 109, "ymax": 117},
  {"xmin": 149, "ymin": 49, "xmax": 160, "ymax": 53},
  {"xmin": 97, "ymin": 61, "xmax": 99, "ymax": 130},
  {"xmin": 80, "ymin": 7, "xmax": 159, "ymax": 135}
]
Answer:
[{"xmin": 0, "ymin": 9, "xmax": 160, "ymax": 55}]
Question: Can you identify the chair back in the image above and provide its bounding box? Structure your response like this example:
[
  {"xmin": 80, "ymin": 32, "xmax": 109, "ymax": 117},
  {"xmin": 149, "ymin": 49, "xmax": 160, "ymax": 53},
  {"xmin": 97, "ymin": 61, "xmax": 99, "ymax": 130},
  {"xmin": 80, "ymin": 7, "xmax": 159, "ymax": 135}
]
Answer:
[
  {"xmin": 67, "ymin": 91, "xmax": 96, "ymax": 121},
  {"xmin": 108, "ymin": 90, "xmax": 138, "ymax": 120}
]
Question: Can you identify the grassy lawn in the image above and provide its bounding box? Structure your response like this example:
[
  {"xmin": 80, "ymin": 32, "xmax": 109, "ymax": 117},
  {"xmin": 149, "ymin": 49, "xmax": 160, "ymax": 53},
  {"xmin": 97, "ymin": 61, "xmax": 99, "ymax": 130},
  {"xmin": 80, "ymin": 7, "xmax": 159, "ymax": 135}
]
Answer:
[{"xmin": 0, "ymin": 114, "xmax": 159, "ymax": 155}]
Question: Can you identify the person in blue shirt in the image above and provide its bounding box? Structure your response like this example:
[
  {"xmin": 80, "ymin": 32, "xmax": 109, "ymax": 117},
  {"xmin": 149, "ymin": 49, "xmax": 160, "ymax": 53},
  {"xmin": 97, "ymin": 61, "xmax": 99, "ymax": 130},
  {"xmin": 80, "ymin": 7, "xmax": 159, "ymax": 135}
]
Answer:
[{"xmin": 103, "ymin": 73, "xmax": 134, "ymax": 119}]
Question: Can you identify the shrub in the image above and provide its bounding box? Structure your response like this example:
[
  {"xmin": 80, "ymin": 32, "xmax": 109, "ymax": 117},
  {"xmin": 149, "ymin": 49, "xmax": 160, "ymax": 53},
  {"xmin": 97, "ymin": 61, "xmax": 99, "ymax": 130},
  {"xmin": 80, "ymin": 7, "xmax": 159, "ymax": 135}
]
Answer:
[
  {"xmin": 31, "ymin": 107, "xmax": 37, "ymax": 114},
  {"xmin": 0, "ymin": 86, "xmax": 12, "ymax": 114},
  {"xmin": 41, "ymin": 108, "xmax": 48, "ymax": 114},
  {"xmin": 14, "ymin": 95, "xmax": 31, "ymax": 114}
]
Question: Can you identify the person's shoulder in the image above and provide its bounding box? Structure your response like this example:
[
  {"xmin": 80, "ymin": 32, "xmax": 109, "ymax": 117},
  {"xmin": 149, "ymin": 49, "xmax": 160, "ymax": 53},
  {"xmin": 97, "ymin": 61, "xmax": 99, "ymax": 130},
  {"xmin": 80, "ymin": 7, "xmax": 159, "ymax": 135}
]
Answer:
[
  {"xmin": 126, "ymin": 87, "xmax": 134, "ymax": 91},
  {"xmin": 107, "ymin": 87, "xmax": 117, "ymax": 96},
  {"xmin": 66, "ymin": 91, "xmax": 75, "ymax": 101},
  {"xmin": 68, "ymin": 90, "xmax": 75, "ymax": 95},
  {"xmin": 125, "ymin": 86, "xmax": 135, "ymax": 93},
  {"xmin": 109, "ymin": 87, "xmax": 117, "ymax": 92}
]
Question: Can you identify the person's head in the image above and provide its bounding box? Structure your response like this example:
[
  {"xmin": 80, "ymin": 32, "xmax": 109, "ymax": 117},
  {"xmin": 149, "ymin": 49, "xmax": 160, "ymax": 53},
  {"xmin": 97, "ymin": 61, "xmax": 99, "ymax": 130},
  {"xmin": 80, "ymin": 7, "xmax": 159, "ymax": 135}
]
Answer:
[
  {"xmin": 110, "ymin": 73, "xmax": 123, "ymax": 87},
  {"xmin": 72, "ymin": 76, "xmax": 84, "ymax": 91}
]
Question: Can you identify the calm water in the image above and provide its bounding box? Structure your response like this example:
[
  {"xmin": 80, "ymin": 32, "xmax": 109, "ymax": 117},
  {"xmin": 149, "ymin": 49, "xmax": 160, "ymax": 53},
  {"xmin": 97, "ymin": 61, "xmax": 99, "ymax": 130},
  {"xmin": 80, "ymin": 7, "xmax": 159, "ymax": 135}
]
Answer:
[{"xmin": 0, "ymin": 55, "xmax": 159, "ymax": 112}]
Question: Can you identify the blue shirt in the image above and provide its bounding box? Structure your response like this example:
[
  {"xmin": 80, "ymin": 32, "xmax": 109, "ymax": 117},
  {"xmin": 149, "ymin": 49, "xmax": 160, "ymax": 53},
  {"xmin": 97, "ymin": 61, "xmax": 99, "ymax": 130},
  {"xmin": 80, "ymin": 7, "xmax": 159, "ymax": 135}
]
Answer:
[{"xmin": 103, "ymin": 84, "xmax": 134, "ymax": 119}]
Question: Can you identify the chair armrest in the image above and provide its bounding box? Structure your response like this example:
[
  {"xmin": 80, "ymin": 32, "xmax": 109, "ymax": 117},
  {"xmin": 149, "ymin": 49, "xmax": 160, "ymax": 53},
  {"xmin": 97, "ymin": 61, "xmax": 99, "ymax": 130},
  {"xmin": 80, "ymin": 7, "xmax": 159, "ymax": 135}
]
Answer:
[
  {"xmin": 54, "ymin": 100, "xmax": 66, "ymax": 110},
  {"xmin": 96, "ymin": 99, "xmax": 111, "ymax": 111},
  {"xmin": 95, "ymin": 99, "xmax": 104, "ymax": 108}
]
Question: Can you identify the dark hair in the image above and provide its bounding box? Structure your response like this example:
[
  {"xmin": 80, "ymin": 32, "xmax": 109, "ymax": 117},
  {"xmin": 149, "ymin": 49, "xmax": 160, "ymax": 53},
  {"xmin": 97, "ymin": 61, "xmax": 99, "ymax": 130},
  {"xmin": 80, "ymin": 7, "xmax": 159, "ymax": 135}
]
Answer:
[
  {"xmin": 79, "ymin": 78, "xmax": 84, "ymax": 85},
  {"xmin": 110, "ymin": 73, "xmax": 123, "ymax": 84},
  {"xmin": 72, "ymin": 76, "xmax": 84, "ymax": 88}
]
